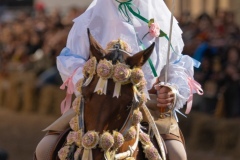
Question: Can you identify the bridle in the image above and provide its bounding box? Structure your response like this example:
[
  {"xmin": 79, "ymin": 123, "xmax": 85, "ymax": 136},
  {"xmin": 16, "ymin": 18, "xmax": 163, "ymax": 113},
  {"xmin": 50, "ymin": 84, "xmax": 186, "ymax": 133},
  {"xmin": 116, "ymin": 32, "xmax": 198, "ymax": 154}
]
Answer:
[{"xmin": 58, "ymin": 46, "xmax": 166, "ymax": 160}]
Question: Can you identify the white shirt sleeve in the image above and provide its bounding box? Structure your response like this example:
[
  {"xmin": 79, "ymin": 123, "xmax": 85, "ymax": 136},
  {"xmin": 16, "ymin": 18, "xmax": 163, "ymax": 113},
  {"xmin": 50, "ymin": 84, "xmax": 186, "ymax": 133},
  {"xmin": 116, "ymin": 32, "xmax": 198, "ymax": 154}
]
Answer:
[
  {"xmin": 56, "ymin": 21, "xmax": 90, "ymax": 95},
  {"xmin": 159, "ymin": 54, "xmax": 196, "ymax": 110}
]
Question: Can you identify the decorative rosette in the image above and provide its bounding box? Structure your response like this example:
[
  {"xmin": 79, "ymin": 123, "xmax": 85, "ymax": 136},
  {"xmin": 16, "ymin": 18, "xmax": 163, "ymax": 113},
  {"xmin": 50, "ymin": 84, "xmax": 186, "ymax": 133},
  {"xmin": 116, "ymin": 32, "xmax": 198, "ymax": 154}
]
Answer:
[
  {"xmin": 130, "ymin": 68, "xmax": 144, "ymax": 85},
  {"xmin": 81, "ymin": 131, "xmax": 99, "ymax": 160},
  {"xmin": 105, "ymin": 39, "xmax": 132, "ymax": 53},
  {"xmin": 112, "ymin": 131, "xmax": 125, "ymax": 150},
  {"xmin": 144, "ymin": 145, "xmax": 161, "ymax": 160},
  {"xmin": 83, "ymin": 57, "xmax": 97, "ymax": 86},
  {"xmin": 94, "ymin": 59, "xmax": 113, "ymax": 95},
  {"xmin": 132, "ymin": 109, "xmax": 143, "ymax": 125},
  {"xmin": 99, "ymin": 132, "xmax": 114, "ymax": 151},
  {"xmin": 97, "ymin": 59, "xmax": 113, "ymax": 79},
  {"xmin": 112, "ymin": 63, "xmax": 131, "ymax": 83},
  {"xmin": 82, "ymin": 131, "xmax": 99, "ymax": 149},
  {"xmin": 76, "ymin": 78, "xmax": 83, "ymax": 93},
  {"xmin": 139, "ymin": 132, "xmax": 151, "ymax": 146},
  {"xmin": 66, "ymin": 131, "xmax": 77, "ymax": 145},
  {"xmin": 72, "ymin": 96, "xmax": 81, "ymax": 114},
  {"xmin": 112, "ymin": 63, "xmax": 131, "ymax": 98},
  {"xmin": 124, "ymin": 126, "xmax": 137, "ymax": 141},
  {"xmin": 69, "ymin": 115, "xmax": 79, "ymax": 131},
  {"xmin": 58, "ymin": 130, "xmax": 82, "ymax": 159},
  {"xmin": 66, "ymin": 130, "xmax": 82, "ymax": 147},
  {"xmin": 58, "ymin": 146, "xmax": 70, "ymax": 160},
  {"xmin": 130, "ymin": 68, "xmax": 145, "ymax": 101}
]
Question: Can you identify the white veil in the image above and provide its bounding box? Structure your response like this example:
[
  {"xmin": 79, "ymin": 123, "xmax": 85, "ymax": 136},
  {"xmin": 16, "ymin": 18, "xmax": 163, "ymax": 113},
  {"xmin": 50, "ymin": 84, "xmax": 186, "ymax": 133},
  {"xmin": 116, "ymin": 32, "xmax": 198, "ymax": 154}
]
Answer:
[
  {"xmin": 66, "ymin": 0, "xmax": 185, "ymax": 89},
  {"xmin": 57, "ymin": 0, "xmax": 200, "ymax": 111}
]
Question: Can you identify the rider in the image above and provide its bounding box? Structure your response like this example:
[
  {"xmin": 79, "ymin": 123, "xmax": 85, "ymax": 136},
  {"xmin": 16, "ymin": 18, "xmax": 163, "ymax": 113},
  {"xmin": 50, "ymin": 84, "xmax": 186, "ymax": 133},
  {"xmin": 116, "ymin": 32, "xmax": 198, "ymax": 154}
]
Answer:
[{"xmin": 36, "ymin": 0, "xmax": 203, "ymax": 160}]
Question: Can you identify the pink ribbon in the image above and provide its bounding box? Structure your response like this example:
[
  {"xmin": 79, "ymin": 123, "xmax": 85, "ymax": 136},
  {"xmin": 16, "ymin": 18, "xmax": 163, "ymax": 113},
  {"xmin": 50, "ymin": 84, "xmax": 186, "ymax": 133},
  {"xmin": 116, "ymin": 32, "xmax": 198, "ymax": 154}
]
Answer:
[
  {"xmin": 186, "ymin": 77, "xmax": 204, "ymax": 114},
  {"xmin": 60, "ymin": 70, "xmax": 77, "ymax": 114}
]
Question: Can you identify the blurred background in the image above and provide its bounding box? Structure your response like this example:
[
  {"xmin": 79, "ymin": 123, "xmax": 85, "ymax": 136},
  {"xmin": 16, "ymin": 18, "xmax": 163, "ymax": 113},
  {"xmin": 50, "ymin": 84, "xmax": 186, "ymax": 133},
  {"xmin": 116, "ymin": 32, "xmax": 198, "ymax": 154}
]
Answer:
[{"xmin": 0, "ymin": 0, "xmax": 239, "ymax": 160}]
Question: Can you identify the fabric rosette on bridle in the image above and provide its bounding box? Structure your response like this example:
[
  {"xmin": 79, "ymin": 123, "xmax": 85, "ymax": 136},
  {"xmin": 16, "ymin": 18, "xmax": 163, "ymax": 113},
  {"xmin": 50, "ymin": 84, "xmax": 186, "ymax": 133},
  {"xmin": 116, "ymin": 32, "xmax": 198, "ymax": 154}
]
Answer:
[
  {"xmin": 69, "ymin": 115, "xmax": 80, "ymax": 131},
  {"xmin": 130, "ymin": 67, "xmax": 146, "ymax": 101},
  {"xmin": 81, "ymin": 131, "xmax": 100, "ymax": 160},
  {"xmin": 94, "ymin": 59, "xmax": 113, "ymax": 95},
  {"xmin": 66, "ymin": 130, "xmax": 83, "ymax": 147},
  {"xmin": 112, "ymin": 63, "xmax": 131, "ymax": 98},
  {"xmin": 83, "ymin": 57, "xmax": 97, "ymax": 86}
]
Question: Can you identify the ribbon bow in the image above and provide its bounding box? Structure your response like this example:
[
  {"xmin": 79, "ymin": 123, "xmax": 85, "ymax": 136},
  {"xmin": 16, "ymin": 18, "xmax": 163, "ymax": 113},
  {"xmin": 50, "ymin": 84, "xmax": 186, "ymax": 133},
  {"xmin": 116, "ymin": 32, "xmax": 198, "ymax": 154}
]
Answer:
[
  {"xmin": 116, "ymin": 0, "xmax": 144, "ymax": 23},
  {"xmin": 60, "ymin": 71, "xmax": 77, "ymax": 114},
  {"xmin": 186, "ymin": 76, "xmax": 204, "ymax": 114}
]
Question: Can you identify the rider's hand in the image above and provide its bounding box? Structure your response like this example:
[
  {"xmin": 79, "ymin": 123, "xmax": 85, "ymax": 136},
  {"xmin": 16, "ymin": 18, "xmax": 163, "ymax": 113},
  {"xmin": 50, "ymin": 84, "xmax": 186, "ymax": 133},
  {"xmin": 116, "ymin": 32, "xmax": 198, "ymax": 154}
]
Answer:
[{"xmin": 155, "ymin": 85, "xmax": 175, "ymax": 108}]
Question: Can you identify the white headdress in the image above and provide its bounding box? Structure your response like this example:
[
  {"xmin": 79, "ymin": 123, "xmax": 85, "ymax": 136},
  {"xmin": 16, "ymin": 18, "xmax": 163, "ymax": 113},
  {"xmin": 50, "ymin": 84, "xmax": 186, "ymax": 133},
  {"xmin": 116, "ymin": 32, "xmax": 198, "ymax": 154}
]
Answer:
[
  {"xmin": 58, "ymin": 0, "xmax": 201, "ymax": 113},
  {"xmin": 68, "ymin": 0, "xmax": 184, "ymax": 89}
]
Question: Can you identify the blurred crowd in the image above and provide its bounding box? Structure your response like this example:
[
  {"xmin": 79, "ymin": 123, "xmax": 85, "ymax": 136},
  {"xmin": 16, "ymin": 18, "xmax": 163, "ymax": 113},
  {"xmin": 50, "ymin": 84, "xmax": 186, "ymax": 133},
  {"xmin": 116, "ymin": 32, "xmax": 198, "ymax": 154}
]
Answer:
[
  {"xmin": 0, "ymin": 7, "xmax": 239, "ymax": 118},
  {"xmin": 0, "ymin": 6, "xmax": 84, "ymax": 87},
  {"xmin": 0, "ymin": 6, "xmax": 84, "ymax": 114},
  {"xmin": 180, "ymin": 10, "xmax": 240, "ymax": 118}
]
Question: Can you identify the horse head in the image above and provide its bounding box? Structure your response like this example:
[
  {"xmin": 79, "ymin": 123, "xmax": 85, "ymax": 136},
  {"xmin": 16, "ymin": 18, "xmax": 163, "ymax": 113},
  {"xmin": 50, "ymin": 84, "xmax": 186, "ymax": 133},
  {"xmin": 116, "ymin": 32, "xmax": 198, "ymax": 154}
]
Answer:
[
  {"xmin": 58, "ymin": 29, "xmax": 157, "ymax": 160},
  {"xmin": 82, "ymin": 29, "xmax": 155, "ymax": 132}
]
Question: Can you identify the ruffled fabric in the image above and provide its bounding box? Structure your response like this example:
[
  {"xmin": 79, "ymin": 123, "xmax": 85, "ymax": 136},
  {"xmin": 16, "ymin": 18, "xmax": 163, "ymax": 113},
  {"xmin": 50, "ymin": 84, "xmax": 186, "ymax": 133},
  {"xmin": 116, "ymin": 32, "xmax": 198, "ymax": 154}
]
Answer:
[
  {"xmin": 159, "ymin": 55, "xmax": 195, "ymax": 110},
  {"xmin": 57, "ymin": 47, "xmax": 87, "ymax": 95}
]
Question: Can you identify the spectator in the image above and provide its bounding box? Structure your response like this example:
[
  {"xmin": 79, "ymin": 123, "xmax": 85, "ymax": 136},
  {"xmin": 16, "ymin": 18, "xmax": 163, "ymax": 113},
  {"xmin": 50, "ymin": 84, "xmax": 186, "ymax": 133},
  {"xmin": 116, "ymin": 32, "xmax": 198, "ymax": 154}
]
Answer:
[{"xmin": 180, "ymin": 10, "xmax": 240, "ymax": 118}]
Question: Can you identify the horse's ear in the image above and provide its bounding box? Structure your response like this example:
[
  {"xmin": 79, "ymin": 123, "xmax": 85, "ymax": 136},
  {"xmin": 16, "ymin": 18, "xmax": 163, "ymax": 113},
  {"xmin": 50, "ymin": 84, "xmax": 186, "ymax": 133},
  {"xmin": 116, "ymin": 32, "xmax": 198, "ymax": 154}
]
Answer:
[
  {"xmin": 87, "ymin": 28, "xmax": 106, "ymax": 61},
  {"xmin": 126, "ymin": 42, "xmax": 155, "ymax": 68}
]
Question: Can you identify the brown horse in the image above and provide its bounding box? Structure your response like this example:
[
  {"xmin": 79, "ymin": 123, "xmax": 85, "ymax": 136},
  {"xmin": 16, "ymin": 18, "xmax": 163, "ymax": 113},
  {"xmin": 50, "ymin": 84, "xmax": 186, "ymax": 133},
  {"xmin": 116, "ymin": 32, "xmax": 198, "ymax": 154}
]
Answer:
[
  {"xmin": 80, "ymin": 30, "xmax": 156, "ymax": 160},
  {"xmin": 35, "ymin": 29, "xmax": 165, "ymax": 160}
]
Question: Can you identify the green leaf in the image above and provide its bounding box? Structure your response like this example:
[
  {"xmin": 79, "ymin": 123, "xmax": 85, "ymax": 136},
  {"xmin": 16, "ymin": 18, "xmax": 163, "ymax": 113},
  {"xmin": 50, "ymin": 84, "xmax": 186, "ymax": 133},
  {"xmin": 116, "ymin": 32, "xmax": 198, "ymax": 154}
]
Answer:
[
  {"xmin": 148, "ymin": 18, "xmax": 155, "ymax": 27},
  {"xmin": 159, "ymin": 30, "xmax": 167, "ymax": 37}
]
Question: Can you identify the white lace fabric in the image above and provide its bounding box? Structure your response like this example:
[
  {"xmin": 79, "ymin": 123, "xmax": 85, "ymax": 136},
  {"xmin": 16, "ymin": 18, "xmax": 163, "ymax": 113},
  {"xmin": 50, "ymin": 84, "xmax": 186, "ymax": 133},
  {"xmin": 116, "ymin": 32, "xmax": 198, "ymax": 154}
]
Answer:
[{"xmin": 57, "ymin": 0, "xmax": 195, "ymax": 107}]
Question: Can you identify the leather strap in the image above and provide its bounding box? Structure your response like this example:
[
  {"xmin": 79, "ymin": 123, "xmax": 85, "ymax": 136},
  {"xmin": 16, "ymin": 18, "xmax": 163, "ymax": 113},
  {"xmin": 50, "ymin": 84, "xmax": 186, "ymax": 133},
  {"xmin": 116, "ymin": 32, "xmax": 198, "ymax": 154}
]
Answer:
[{"xmin": 79, "ymin": 97, "xmax": 85, "ymax": 132}]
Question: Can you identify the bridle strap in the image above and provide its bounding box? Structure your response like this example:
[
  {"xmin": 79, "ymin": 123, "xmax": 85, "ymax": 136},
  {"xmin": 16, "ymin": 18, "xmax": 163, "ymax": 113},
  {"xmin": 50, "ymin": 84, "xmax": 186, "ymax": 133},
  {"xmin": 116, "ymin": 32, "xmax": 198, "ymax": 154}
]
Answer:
[
  {"xmin": 108, "ymin": 48, "xmax": 132, "ymax": 56},
  {"xmin": 119, "ymin": 101, "xmax": 134, "ymax": 135},
  {"xmin": 115, "ymin": 124, "xmax": 140, "ymax": 159},
  {"xmin": 79, "ymin": 97, "xmax": 85, "ymax": 132},
  {"xmin": 114, "ymin": 101, "xmax": 140, "ymax": 159}
]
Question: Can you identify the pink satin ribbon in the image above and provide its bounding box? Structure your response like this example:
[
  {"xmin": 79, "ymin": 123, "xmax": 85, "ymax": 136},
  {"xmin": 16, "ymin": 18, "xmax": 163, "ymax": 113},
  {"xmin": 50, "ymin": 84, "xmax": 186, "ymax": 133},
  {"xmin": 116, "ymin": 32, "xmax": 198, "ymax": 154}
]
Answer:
[
  {"xmin": 60, "ymin": 70, "xmax": 77, "ymax": 114},
  {"xmin": 186, "ymin": 77, "xmax": 204, "ymax": 114}
]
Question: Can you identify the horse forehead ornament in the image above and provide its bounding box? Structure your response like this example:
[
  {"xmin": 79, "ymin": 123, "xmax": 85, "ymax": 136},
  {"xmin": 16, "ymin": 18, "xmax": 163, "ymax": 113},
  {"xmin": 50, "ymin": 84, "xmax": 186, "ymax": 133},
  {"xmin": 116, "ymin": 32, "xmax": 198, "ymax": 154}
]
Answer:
[
  {"xmin": 83, "ymin": 39, "xmax": 147, "ymax": 100},
  {"xmin": 58, "ymin": 39, "xmax": 163, "ymax": 160}
]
